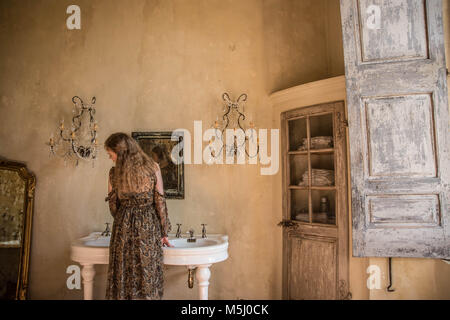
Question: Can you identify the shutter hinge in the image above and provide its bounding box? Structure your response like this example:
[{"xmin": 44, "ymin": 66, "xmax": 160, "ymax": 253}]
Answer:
[{"xmin": 336, "ymin": 112, "xmax": 348, "ymax": 140}]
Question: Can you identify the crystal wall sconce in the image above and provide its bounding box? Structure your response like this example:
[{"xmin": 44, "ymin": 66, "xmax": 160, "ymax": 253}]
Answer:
[
  {"xmin": 47, "ymin": 96, "xmax": 98, "ymax": 166},
  {"xmin": 209, "ymin": 93, "xmax": 259, "ymax": 159}
]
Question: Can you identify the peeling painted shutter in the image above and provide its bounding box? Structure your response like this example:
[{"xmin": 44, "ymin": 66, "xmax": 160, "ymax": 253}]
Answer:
[{"xmin": 340, "ymin": 0, "xmax": 450, "ymax": 258}]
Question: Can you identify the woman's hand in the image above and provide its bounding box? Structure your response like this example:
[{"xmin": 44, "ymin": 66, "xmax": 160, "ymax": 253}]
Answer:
[{"xmin": 161, "ymin": 237, "xmax": 173, "ymax": 247}]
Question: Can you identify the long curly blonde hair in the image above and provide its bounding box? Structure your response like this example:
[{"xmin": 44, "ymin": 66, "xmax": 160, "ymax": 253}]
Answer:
[{"xmin": 104, "ymin": 132, "xmax": 159, "ymax": 196}]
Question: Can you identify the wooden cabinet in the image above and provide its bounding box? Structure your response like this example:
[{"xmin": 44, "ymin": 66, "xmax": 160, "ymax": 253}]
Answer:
[{"xmin": 281, "ymin": 101, "xmax": 350, "ymax": 300}]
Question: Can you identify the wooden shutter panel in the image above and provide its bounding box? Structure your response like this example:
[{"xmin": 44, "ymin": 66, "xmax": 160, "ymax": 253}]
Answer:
[{"xmin": 340, "ymin": 0, "xmax": 450, "ymax": 258}]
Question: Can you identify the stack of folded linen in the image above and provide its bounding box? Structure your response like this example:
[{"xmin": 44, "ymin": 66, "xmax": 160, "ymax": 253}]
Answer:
[
  {"xmin": 310, "ymin": 136, "xmax": 333, "ymax": 149},
  {"xmin": 298, "ymin": 169, "xmax": 335, "ymax": 186},
  {"xmin": 297, "ymin": 136, "xmax": 333, "ymax": 150}
]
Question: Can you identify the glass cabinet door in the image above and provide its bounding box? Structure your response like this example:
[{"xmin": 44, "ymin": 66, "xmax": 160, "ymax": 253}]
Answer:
[{"xmin": 287, "ymin": 112, "xmax": 336, "ymax": 226}]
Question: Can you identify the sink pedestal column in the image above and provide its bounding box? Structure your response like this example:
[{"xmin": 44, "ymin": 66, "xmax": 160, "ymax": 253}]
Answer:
[
  {"xmin": 80, "ymin": 263, "xmax": 95, "ymax": 300},
  {"xmin": 195, "ymin": 264, "xmax": 212, "ymax": 300}
]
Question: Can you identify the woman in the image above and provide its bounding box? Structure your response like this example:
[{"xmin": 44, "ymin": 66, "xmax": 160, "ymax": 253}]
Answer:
[{"xmin": 104, "ymin": 132, "xmax": 173, "ymax": 300}]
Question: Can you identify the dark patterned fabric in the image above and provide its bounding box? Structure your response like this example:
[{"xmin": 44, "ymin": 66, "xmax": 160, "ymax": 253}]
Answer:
[{"xmin": 104, "ymin": 166, "xmax": 171, "ymax": 300}]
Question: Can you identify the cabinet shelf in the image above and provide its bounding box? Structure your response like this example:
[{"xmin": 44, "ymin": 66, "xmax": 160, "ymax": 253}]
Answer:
[
  {"xmin": 288, "ymin": 185, "xmax": 336, "ymax": 190},
  {"xmin": 288, "ymin": 219, "xmax": 338, "ymax": 230},
  {"xmin": 288, "ymin": 150, "xmax": 308, "ymax": 155},
  {"xmin": 310, "ymin": 186, "xmax": 336, "ymax": 190},
  {"xmin": 288, "ymin": 148, "xmax": 334, "ymax": 155},
  {"xmin": 288, "ymin": 186, "xmax": 308, "ymax": 190},
  {"xmin": 310, "ymin": 148, "xmax": 334, "ymax": 154}
]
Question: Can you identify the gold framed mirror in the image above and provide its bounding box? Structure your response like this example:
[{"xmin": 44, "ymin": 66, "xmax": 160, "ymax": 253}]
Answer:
[{"xmin": 0, "ymin": 159, "xmax": 35, "ymax": 300}]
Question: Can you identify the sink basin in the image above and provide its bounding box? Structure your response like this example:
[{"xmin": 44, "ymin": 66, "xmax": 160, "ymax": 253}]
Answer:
[
  {"xmin": 70, "ymin": 232, "xmax": 229, "ymax": 300},
  {"xmin": 166, "ymin": 238, "xmax": 218, "ymax": 248},
  {"xmin": 71, "ymin": 232, "xmax": 110, "ymax": 265},
  {"xmin": 84, "ymin": 235, "xmax": 111, "ymax": 247},
  {"xmin": 163, "ymin": 235, "xmax": 228, "ymax": 265}
]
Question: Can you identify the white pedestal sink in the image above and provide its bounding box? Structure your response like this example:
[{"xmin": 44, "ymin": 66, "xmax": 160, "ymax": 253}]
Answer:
[
  {"xmin": 163, "ymin": 235, "xmax": 229, "ymax": 300},
  {"xmin": 70, "ymin": 232, "xmax": 229, "ymax": 300},
  {"xmin": 70, "ymin": 232, "xmax": 110, "ymax": 300}
]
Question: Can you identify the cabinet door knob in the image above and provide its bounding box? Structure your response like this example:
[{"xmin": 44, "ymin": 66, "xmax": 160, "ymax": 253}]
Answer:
[{"xmin": 277, "ymin": 220, "xmax": 295, "ymax": 227}]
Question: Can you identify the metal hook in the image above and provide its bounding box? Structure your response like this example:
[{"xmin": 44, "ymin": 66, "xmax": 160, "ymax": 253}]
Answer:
[{"xmin": 387, "ymin": 257, "xmax": 395, "ymax": 292}]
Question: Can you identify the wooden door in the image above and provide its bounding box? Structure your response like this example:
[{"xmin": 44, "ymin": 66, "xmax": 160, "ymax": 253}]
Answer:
[
  {"xmin": 340, "ymin": 0, "xmax": 449, "ymax": 258},
  {"xmin": 281, "ymin": 101, "xmax": 350, "ymax": 300}
]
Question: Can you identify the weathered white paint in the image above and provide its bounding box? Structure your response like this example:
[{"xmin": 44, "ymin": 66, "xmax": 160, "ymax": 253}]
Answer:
[
  {"xmin": 340, "ymin": 0, "xmax": 450, "ymax": 258},
  {"xmin": 367, "ymin": 194, "xmax": 440, "ymax": 227},
  {"xmin": 357, "ymin": 0, "xmax": 429, "ymax": 62},
  {"xmin": 364, "ymin": 94, "xmax": 437, "ymax": 178}
]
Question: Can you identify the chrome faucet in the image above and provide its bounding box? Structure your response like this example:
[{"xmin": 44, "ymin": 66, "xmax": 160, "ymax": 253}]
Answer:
[
  {"xmin": 101, "ymin": 223, "xmax": 111, "ymax": 237},
  {"xmin": 187, "ymin": 229, "xmax": 196, "ymax": 242},
  {"xmin": 201, "ymin": 224, "xmax": 207, "ymax": 238},
  {"xmin": 175, "ymin": 224, "xmax": 182, "ymax": 238}
]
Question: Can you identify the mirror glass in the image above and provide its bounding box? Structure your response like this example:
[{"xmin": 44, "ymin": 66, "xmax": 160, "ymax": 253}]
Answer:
[{"xmin": 0, "ymin": 168, "xmax": 26, "ymax": 299}]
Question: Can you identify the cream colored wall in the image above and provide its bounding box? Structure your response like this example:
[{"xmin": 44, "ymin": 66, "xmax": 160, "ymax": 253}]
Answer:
[
  {"xmin": 262, "ymin": 0, "xmax": 344, "ymax": 92},
  {"xmin": 0, "ymin": 0, "xmax": 336, "ymax": 299},
  {"xmin": 325, "ymin": 0, "xmax": 345, "ymax": 77}
]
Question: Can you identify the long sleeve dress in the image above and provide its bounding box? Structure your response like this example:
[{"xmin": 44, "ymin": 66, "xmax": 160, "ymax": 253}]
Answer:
[{"xmin": 104, "ymin": 166, "xmax": 171, "ymax": 300}]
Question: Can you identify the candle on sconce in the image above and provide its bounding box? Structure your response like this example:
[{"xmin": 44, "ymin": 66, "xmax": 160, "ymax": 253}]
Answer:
[
  {"xmin": 49, "ymin": 96, "xmax": 98, "ymax": 164},
  {"xmin": 249, "ymin": 111, "xmax": 256, "ymax": 130}
]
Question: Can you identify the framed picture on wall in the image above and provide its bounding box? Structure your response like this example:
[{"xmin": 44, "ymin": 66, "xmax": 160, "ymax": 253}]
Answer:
[{"xmin": 132, "ymin": 131, "xmax": 184, "ymax": 199}]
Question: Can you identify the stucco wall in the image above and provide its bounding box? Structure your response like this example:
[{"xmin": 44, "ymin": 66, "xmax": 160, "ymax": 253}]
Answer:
[{"xmin": 0, "ymin": 0, "xmax": 340, "ymax": 299}]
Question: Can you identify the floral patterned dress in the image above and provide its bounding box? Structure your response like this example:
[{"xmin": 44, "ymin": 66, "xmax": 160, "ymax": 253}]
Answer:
[{"xmin": 104, "ymin": 166, "xmax": 171, "ymax": 300}]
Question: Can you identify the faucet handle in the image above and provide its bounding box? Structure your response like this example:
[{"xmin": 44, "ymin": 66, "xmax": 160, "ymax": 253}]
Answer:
[
  {"xmin": 201, "ymin": 224, "xmax": 207, "ymax": 238},
  {"xmin": 175, "ymin": 223, "xmax": 182, "ymax": 238},
  {"xmin": 102, "ymin": 223, "xmax": 111, "ymax": 236}
]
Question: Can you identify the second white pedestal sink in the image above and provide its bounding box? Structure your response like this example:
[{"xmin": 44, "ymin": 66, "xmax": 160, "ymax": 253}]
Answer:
[
  {"xmin": 70, "ymin": 232, "xmax": 229, "ymax": 300},
  {"xmin": 163, "ymin": 235, "xmax": 229, "ymax": 300}
]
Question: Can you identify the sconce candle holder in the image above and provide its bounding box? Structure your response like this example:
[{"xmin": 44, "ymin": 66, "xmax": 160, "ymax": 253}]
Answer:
[
  {"xmin": 47, "ymin": 96, "xmax": 98, "ymax": 166},
  {"xmin": 209, "ymin": 93, "xmax": 259, "ymax": 159}
]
